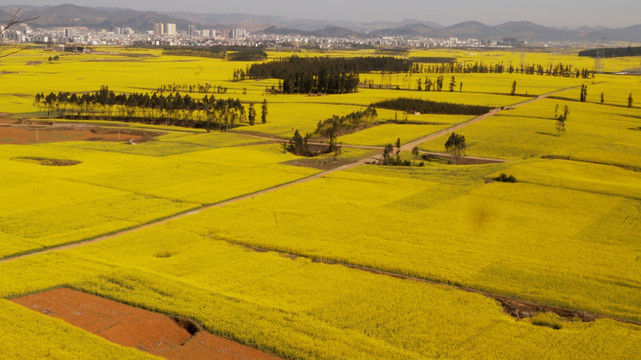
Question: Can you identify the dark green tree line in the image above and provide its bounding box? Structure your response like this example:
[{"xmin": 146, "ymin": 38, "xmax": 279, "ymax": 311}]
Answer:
[
  {"xmin": 34, "ymin": 86, "xmax": 267, "ymax": 131},
  {"xmin": 374, "ymin": 98, "xmax": 491, "ymax": 115}
]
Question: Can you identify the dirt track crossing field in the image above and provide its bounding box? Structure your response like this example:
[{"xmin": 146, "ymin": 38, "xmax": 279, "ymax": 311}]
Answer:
[{"xmin": 0, "ymin": 86, "xmax": 579, "ymax": 264}]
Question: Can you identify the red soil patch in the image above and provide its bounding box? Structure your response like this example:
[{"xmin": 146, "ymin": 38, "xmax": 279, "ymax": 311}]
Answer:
[
  {"xmin": 0, "ymin": 125, "xmax": 143, "ymax": 144},
  {"xmin": 12, "ymin": 288, "xmax": 282, "ymax": 360}
]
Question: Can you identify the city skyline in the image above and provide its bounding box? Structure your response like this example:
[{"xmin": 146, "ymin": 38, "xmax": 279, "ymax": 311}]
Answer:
[{"xmin": 9, "ymin": 0, "xmax": 641, "ymax": 28}]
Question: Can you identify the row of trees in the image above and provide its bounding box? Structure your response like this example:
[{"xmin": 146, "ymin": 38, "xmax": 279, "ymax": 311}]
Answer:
[
  {"xmin": 162, "ymin": 47, "xmax": 226, "ymax": 59},
  {"xmin": 417, "ymin": 76, "xmax": 444, "ymax": 91},
  {"xmin": 577, "ymin": 88, "xmax": 632, "ymax": 108},
  {"xmin": 160, "ymin": 47, "xmax": 267, "ymax": 61},
  {"xmin": 374, "ymin": 98, "xmax": 492, "ymax": 115},
  {"xmin": 34, "ymin": 86, "xmax": 268, "ymax": 130},
  {"xmin": 314, "ymin": 106, "xmax": 378, "ymax": 138},
  {"xmin": 413, "ymin": 61, "xmax": 594, "ymax": 78},
  {"xmin": 579, "ymin": 85, "xmax": 588, "ymax": 102},
  {"xmin": 239, "ymin": 56, "xmax": 414, "ymax": 94},
  {"xmin": 156, "ymin": 83, "xmax": 228, "ymax": 94},
  {"xmin": 578, "ymin": 46, "xmax": 641, "ymax": 58},
  {"xmin": 410, "ymin": 57, "xmax": 457, "ymax": 64},
  {"xmin": 280, "ymin": 72, "xmax": 360, "ymax": 94},
  {"xmin": 245, "ymin": 56, "xmax": 413, "ymax": 79}
]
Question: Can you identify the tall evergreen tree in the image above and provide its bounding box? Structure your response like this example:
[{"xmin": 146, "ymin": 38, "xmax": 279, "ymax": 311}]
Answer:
[
  {"xmin": 444, "ymin": 132, "xmax": 466, "ymax": 163},
  {"xmin": 248, "ymin": 103, "xmax": 256, "ymax": 125},
  {"xmin": 261, "ymin": 99, "xmax": 268, "ymax": 123}
]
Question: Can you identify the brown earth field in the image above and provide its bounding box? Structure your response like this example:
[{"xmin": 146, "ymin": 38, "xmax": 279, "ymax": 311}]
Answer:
[
  {"xmin": 0, "ymin": 121, "xmax": 150, "ymax": 144},
  {"xmin": 12, "ymin": 288, "xmax": 283, "ymax": 360}
]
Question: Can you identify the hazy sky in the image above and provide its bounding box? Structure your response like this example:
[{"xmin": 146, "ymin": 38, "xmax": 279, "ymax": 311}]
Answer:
[{"xmin": 16, "ymin": 0, "xmax": 641, "ymax": 28}]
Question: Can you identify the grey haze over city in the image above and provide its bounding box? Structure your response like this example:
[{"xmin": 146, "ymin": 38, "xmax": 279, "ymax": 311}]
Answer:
[{"xmin": 12, "ymin": 0, "xmax": 641, "ymax": 28}]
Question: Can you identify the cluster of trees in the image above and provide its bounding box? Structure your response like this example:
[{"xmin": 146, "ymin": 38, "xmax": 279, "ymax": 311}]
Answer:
[
  {"xmin": 314, "ymin": 106, "xmax": 378, "ymax": 138},
  {"xmin": 413, "ymin": 76, "xmax": 445, "ymax": 91},
  {"xmin": 161, "ymin": 46, "xmax": 267, "ymax": 61},
  {"xmin": 444, "ymin": 132, "xmax": 466, "ymax": 163},
  {"xmin": 280, "ymin": 71, "xmax": 359, "ymax": 94},
  {"xmin": 380, "ymin": 142, "xmax": 413, "ymax": 166},
  {"xmin": 579, "ymin": 85, "xmax": 588, "ymax": 102},
  {"xmin": 162, "ymin": 47, "xmax": 226, "ymax": 59},
  {"xmin": 553, "ymin": 104, "xmax": 570, "ymax": 136},
  {"xmin": 241, "ymin": 56, "xmax": 413, "ymax": 94},
  {"xmin": 495, "ymin": 173, "xmax": 517, "ymax": 183},
  {"xmin": 226, "ymin": 50, "xmax": 268, "ymax": 61},
  {"xmin": 156, "ymin": 83, "xmax": 228, "ymax": 94},
  {"xmin": 579, "ymin": 46, "xmax": 641, "ymax": 58},
  {"xmin": 285, "ymin": 129, "xmax": 337, "ymax": 156},
  {"xmin": 246, "ymin": 56, "xmax": 413, "ymax": 79},
  {"xmin": 374, "ymin": 98, "xmax": 492, "ymax": 115},
  {"xmin": 410, "ymin": 57, "xmax": 457, "ymax": 64},
  {"xmin": 34, "ymin": 86, "xmax": 268, "ymax": 130},
  {"xmin": 414, "ymin": 61, "xmax": 593, "ymax": 78},
  {"xmin": 378, "ymin": 140, "xmax": 428, "ymax": 167},
  {"xmin": 314, "ymin": 106, "xmax": 377, "ymax": 152},
  {"xmin": 285, "ymin": 129, "xmax": 311, "ymax": 156}
]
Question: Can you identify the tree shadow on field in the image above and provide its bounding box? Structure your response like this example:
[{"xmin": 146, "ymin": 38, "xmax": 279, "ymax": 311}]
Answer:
[{"xmin": 535, "ymin": 131, "xmax": 558, "ymax": 137}]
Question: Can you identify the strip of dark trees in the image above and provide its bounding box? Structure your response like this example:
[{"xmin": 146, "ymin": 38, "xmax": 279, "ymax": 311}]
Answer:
[
  {"xmin": 412, "ymin": 61, "xmax": 593, "ymax": 78},
  {"xmin": 34, "ymin": 86, "xmax": 267, "ymax": 131},
  {"xmin": 409, "ymin": 57, "xmax": 457, "ymax": 64},
  {"xmin": 579, "ymin": 46, "xmax": 641, "ymax": 58},
  {"xmin": 285, "ymin": 107, "xmax": 379, "ymax": 157},
  {"xmin": 314, "ymin": 106, "xmax": 378, "ymax": 138},
  {"xmin": 239, "ymin": 56, "xmax": 413, "ymax": 94},
  {"xmin": 162, "ymin": 47, "xmax": 226, "ymax": 59},
  {"xmin": 156, "ymin": 83, "xmax": 228, "ymax": 94},
  {"xmin": 374, "ymin": 98, "xmax": 492, "ymax": 115},
  {"xmin": 226, "ymin": 50, "xmax": 268, "ymax": 61},
  {"xmin": 160, "ymin": 46, "xmax": 267, "ymax": 61}
]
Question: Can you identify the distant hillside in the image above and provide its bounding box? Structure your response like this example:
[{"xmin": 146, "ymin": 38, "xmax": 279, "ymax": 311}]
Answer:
[
  {"xmin": 1, "ymin": 4, "xmax": 640, "ymax": 42},
  {"xmin": 586, "ymin": 24, "xmax": 641, "ymax": 43},
  {"xmin": 257, "ymin": 26, "xmax": 361, "ymax": 38},
  {"xmin": 0, "ymin": 4, "xmax": 190, "ymax": 32},
  {"xmin": 446, "ymin": 21, "xmax": 499, "ymax": 39},
  {"xmin": 369, "ymin": 23, "xmax": 447, "ymax": 38}
]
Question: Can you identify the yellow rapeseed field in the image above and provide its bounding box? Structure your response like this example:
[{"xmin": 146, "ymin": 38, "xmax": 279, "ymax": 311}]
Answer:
[{"xmin": 1, "ymin": 46, "xmax": 641, "ymax": 359}]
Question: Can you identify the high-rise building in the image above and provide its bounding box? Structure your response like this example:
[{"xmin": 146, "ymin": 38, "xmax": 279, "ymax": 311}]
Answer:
[
  {"xmin": 153, "ymin": 23, "xmax": 164, "ymax": 35},
  {"xmin": 188, "ymin": 25, "xmax": 196, "ymax": 36},
  {"xmin": 166, "ymin": 23, "xmax": 177, "ymax": 35}
]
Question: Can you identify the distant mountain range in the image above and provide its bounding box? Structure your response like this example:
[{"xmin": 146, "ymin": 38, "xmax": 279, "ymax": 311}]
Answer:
[{"xmin": 2, "ymin": 4, "xmax": 640, "ymax": 43}]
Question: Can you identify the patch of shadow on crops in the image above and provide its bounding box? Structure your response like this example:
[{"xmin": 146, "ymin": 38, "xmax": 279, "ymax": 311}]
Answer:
[
  {"xmin": 12, "ymin": 156, "xmax": 81, "ymax": 166},
  {"xmin": 153, "ymin": 250, "xmax": 176, "ymax": 258},
  {"xmin": 535, "ymin": 131, "xmax": 560, "ymax": 137},
  {"xmin": 283, "ymin": 156, "xmax": 356, "ymax": 170},
  {"xmin": 26, "ymin": 61, "xmax": 42, "ymax": 65},
  {"xmin": 495, "ymin": 296, "xmax": 598, "ymax": 322},
  {"xmin": 81, "ymin": 59, "xmax": 145, "ymax": 63}
]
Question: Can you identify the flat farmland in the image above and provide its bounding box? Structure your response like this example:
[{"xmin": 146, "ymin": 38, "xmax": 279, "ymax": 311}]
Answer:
[{"xmin": 1, "ymin": 46, "xmax": 641, "ymax": 359}]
